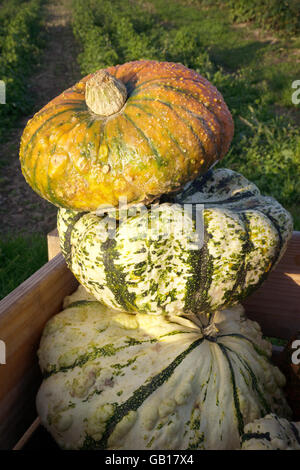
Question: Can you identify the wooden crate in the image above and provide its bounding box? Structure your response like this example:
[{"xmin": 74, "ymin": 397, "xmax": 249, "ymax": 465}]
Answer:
[
  {"xmin": 0, "ymin": 232, "xmax": 299, "ymax": 450},
  {"xmin": 0, "ymin": 254, "xmax": 78, "ymax": 450}
]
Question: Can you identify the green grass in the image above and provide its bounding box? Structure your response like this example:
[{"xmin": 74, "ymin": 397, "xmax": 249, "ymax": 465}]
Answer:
[
  {"xmin": 190, "ymin": 0, "xmax": 299, "ymax": 37},
  {"xmin": 0, "ymin": 0, "xmax": 45, "ymax": 142},
  {"xmin": 72, "ymin": 0, "xmax": 300, "ymax": 228},
  {"xmin": 2, "ymin": 0, "xmax": 299, "ymax": 300},
  {"xmin": 264, "ymin": 336, "xmax": 288, "ymax": 347},
  {"xmin": 0, "ymin": 234, "xmax": 47, "ymax": 300},
  {"xmin": 0, "ymin": 0, "xmax": 47, "ymax": 301},
  {"xmin": 221, "ymin": 0, "xmax": 299, "ymax": 37}
]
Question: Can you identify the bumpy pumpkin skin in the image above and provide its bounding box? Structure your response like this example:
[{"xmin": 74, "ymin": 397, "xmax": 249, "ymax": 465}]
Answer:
[
  {"xmin": 20, "ymin": 60, "xmax": 234, "ymax": 211},
  {"xmin": 57, "ymin": 169, "xmax": 293, "ymax": 320},
  {"xmin": 36, "ymin": 288, "xmax": 290, "ymax": 450},
  {"xmin": 241, "ymin": 414, "xmax": 300, "ymax": 450}
]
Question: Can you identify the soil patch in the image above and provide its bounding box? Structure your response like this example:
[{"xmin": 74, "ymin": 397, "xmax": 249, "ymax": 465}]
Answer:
[{"xmin": 0, "ymin": 0, "xmax": 81, "ymax": 236}]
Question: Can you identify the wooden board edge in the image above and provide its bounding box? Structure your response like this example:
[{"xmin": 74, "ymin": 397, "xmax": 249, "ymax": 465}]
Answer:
[
  {"xmin": 47, "ymin": 228, "xmax": 60, "ymax": 261},
  {"xmin": 0, "ymin": 253, "xmax": 67, "ymax": 317},
  {"xmin": 0, "ymin": 253, "xmax": 78, "ymax": 449},
  {"xmin": 13, "ymin": 417, "xmax": 40, "ymax": 450}
]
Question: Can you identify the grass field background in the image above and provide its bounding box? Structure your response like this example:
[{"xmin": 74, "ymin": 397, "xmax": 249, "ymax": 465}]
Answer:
[
  {"xmin": 0, "ymin": 0, "xmax": 44, "ymax": 143},
  {"xmin": 0, "ymin": 0, "xmax": 299, "ymax": 300}
]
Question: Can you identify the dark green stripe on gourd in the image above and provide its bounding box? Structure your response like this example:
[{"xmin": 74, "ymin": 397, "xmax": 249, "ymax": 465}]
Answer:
[
  {"xmin": 44, "ymin": 336, "xmax": 159, "ymax": 378},
  {"xmin": 57, "ymin": 168, "xmax": 293, "ymax": 320},
  {"xmin": 36, "ymin": 290, "xmax": 291, "ymax": 450},
  {"xmin": 60, "ymin": 211, "xmax": 87, "ymax": 267},
  {"xmin": 241, "ymin": 432, "xmax": 271, "ymax": 443},
  {"xmin": 204, "ymin": 191, "xmax": 259, "ymax": 206},
  {"xmin": 183, "ymin": 248, "xmax": 203, "ymax": 315},
  {"xmin": 223, "ymin": 345, "xmax": 271, "ymax": 416},
  {"xmin": 130, "ymin": 76, "xmax": 217, "ymax": 95},
  {"xmin": 129, "ymin": 97, "xmax": 209, "ymax": 170},
  {"xmin": 130, "ymin": 83, "xmax": 222, "ymax": 134},
  {"xmin": 129, "ymin": 102, "xmax": 188, "ymax": 166},
  {"xmin": 197, "ymin": 226, "xmax": 213, "ymax": 315},
  {"xmin": 101, "ymin": 237, "xmax": 137, "ymax": 312},
  {"xmin": 196, "ymin": 213, "xmax": 234, "ymax": 313},
  {"xmin": 218, "ymin": 343, "xmax": 244, "ymax": 436},
  {"xmin": 81, "ymin": 337, "xmax": 204, "ymax": 450},
  {"xmin": 123, "ymin": 112, "xmax": 165, "ymax": 168},
  {"xmin": 28, "ymin": 108, "xmax": 83, "ymax": 193},
  {"xmin": 21, "ymin": 102, "xmax": 84, "ymax": 167},
  {"xmin": 45, "ymin": 119, "xmax": 81, "ymax": 208},
  {"xmin": 223, "ymin": 213, "xmax": 253, "ymax": 304},
  {"xmin": 241, "ymin": 414, "xmax": 300, "ymax": 449},
  {"xmin": 184, "ymin": 226, "xmax": 211, "ymax": 316},
  {"xmin": 96, "ymin": 120, "xmax": 105, "ymax": 159},
  {"xmin": 133, "ymin": 96, "xmax": 219, "ymax": 161},
  {"xmin": 260, "ymin": 210, "xmax": 283, "ymax": 262},
  {"xmin": 174, "ymin": 103, "xmax": 219, "ymax": 161},
  {"xmin": 238, "ymin": 210, "xmax": 282, "ymax": 300},
  {"xmin": 218, "ymin": 333, "xmax": 270, "ymax": 360},
  {"xmin": 291, "ymin": 423, "xmax": 300, "ymax": 445},
  {"xmin": 64, "ymin": 300, "xmax": 100, "ymax": 310}
]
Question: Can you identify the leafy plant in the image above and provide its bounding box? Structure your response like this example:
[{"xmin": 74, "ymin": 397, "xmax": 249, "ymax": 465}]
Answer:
[
  {"xmin": 0, "ymin": 0, "xmax": 44, "ymax": 141},
  {"xmin": 71, "ymin": 0, "xmax": 300, "ymax": 228},
  {"xmin": 190, "ymin": 0, "xmax": 300, "ymax": 36},
  {"xmin": 225, "ymin": 0, "xmax": 299, "ymax": 36},
  {"xmin": 0, "ymin": 233, "xmax": 47, "ymax": 300}
]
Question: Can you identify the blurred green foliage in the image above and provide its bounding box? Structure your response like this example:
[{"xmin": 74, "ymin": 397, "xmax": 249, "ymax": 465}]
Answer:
[
  {"xmin": 0, "ymin": 0, "xmax": 298, "ymax": 300},
  {"xmin": 0, "ymin": 0, "xmax": 44, "ymax": 141},
  {"xmin": 0, "ymin": 233, "xmax": 47, "ymax": 299},
  {"xmin": 189, "ymin": 0, "xmax": 299, "ymax": 36},
  {"xmin": 72, "ymin": 0, "xmax": 300, "ymax": 228},
  {"xmin": 224, "ymin": 0, "xmax": 299, "ymax": 36},
  {"xmin": 0, "ymin": 0, "xmax": 47, "ymax": 301}
]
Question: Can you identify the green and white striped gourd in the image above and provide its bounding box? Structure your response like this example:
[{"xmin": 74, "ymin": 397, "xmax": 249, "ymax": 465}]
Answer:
[
  {"xmin": 241, "ymin": 414, "xmax": 300, "ymax": 450},
  {"xmin": 57, "ymin": 168, "xmax": 293, "ymax": 321},
  {"xmin": 36, "ymin": 286, "xmax": 290, "ymax": 450}
]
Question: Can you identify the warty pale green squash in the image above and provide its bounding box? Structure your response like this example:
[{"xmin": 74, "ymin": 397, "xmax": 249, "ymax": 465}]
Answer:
[
  {"xmin": 241, "ymin": 414, "xmax": 300, "ymax": 450},
  {"xmin": 36, "ymin": 286, "xmax": 290, "ymax": 450},
  {"xmin": 57, "ymin": 168, "xmax": 293, "ymax": 321}
]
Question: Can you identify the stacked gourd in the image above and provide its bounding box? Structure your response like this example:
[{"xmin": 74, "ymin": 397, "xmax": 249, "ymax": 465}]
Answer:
[{"xmin": 20, "ymin": 60, "xmax": 296, "ymax": 450}]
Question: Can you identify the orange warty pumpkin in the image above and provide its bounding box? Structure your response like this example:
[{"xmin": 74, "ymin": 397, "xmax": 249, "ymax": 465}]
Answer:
[{"xmin": 20, "ymin": 60, "xmax": 234, "ymax": 211}]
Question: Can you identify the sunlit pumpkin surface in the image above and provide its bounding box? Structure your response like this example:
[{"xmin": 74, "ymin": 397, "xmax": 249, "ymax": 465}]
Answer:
[{"xmin": 20, "ymin": 60, "xmax": 234, "ymax": 211}]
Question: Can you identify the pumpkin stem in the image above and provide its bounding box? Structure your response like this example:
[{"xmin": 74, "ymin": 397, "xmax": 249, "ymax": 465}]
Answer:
[
  {"xmin": 85, "ymin": 70, "xmax": 127, "ymax": 116},
  {"xmin": 203, "ymin": 321, "xmax": 219, "ymax": 338}
]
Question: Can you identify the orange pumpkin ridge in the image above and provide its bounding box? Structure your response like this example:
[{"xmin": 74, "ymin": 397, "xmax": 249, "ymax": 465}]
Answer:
[{"xmin": 20, "ymin": 60, "xmax": 234, "ymax": 211}]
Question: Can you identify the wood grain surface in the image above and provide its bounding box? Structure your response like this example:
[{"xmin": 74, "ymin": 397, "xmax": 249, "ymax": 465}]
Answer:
[
  {"xmin": 243, "ymin": 232, "xmax": 300, "ymax": 339},
  {"xmin": 0, "ymin": 254, "xmax": 78, "ymax": 449},
  {"xmin": 47, "ymin": 228, "xmax": 60, "ymax": 260}
]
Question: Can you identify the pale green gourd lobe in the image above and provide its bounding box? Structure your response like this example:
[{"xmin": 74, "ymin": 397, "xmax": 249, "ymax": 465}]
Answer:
[
  {"xmin": 241, "ymin": 414, "xmax": 300, "ymax": 450},
  {"xmin": 57, "ymin": 169, "xmax": 293, "ymax": 321},
  {"xmin": 36, "ymin": 286, "xmax": 291, "ymax": 450}
]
